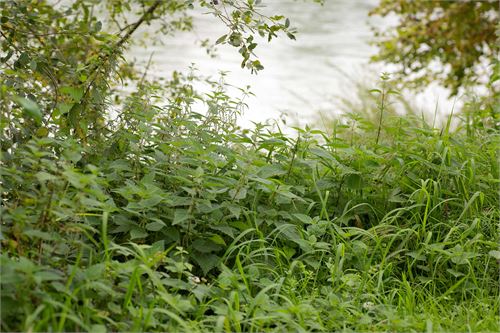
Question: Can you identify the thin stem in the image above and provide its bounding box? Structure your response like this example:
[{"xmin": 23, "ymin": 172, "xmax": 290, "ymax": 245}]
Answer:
[{"xmin": 376, "ymin": 90, "xmax": 386, "ymax": 145}]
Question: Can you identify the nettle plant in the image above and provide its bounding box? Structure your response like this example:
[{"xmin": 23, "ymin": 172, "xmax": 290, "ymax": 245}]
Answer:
[
  {"xmin": 1, "ymin": 1, "xmax": 499, "ymax": 332},
  {"xmin": 1, "ymin": 0, "xmax": 326, "ymax": 323},
  {"xmin": 0, "ymin": 0, "xmax": 307, "ymax": 267},
  {"xmin": 0, "ymin": 0, "xmax": 307, "ymax": 147}
]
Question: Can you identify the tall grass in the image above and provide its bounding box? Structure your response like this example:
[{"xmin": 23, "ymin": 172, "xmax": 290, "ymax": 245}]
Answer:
[{"xmin": 1, "ymin": 75, "xmax": 499, "ymax": 331}]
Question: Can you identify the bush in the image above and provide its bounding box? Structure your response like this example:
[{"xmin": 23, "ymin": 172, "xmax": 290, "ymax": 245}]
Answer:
[{"xmin": 1, "ymin": 72, "xmax": 499, "ymax": 331}]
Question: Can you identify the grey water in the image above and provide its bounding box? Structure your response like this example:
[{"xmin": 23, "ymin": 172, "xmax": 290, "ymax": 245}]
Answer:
[{"xmin": 127, "ymin": 0, "xmax": 453, "ymax": 128}]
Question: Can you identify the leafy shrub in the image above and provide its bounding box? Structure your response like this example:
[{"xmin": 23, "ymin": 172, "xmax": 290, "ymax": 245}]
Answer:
[{"xmin": 1, "ymin": 72, "xmax": 499, "ymax": 331}]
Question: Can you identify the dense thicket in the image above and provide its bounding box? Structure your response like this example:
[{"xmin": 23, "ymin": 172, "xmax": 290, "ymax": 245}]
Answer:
[
  {"xmin": 2, "ymin": 75, "xmax": 499, "ymax": 330},
  {"xmin": 1, "ymin": 1, "xmax": 499, "ymax": 332}
]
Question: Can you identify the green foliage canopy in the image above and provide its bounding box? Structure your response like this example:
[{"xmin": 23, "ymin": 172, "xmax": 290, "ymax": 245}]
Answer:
[{"xmin": 370, "ymin": 0, "xmax": 499, "ymax": 96}]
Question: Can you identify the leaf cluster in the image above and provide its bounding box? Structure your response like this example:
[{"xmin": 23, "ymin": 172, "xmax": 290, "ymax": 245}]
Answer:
[{"xmin": 370, "ymin": 0, "xmax": 499, "ymax": 96}]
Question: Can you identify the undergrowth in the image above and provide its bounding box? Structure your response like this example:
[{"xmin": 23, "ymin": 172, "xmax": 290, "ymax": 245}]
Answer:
[{"xmin": 1, "ymin": 74, "xmax": 499, "ymax": 332}]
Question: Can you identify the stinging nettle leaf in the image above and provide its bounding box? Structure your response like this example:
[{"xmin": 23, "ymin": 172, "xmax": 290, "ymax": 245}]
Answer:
[{"xmin": 345, "ymin": 173, "xmax": 363, "ymax": 190}]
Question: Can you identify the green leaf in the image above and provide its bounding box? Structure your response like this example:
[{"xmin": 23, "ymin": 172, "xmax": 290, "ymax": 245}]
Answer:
[
  {"xmin": 94, "ymin": 21, "xmax": 102, "ymax": 32},
  {"xmin": 35, "ymin": 171, "xmax": 57, "ymax": 183},
  {"xmin": 345, "ymin": 173, "xmax": 363, "ymax": 190},
  {"xmin": 130, "ymin": 228, "xmax": 148, "ymax": 239},
  {"xmin": 68, "ymin": 103, "xmax": 83, "ymax": 127},
  {"xmin": 293, "ymin": 213, "xmax": 313, "ymax": 224},
  {"xmin": 85, "ymin": 263, "xmax": 106, "ymax": 280},
  {"xmin": 35, "ymin": 270, "xmax": 64, "ymax": 282},
  {"xmin": 209, "ymin": 234, "xmax": 226, "ymax": 246},
  {"xmin": 406, "ymin": 251, "xmax": 426, "ymax": 261},
  {"xmin": 310, "ymin": 147, "xmax": 335, "ymax": 161},
  {"xmin": 258, "ymin": 165, "xmax": 286, "ymax": 178},
  {"xmin": 61, "ymin": 86, "xmax": 84, "ymax": 102},
  {"xmin": 215, "ymin": 34, "xmax": 227, "ymax": 44},
  {"xmin": 169, "ymin": 196, "xmax": 192, "ymax": 207},
  {"xmin": 57, "ymin": 103, "xmax": 73, "ymax": 115},
  {"xmin": 192, "ymin": 253, "xmax": 220, "ymax": 275},
  {"xmin": 140, "ymin": 195, "xmax": 164, "ymax": 208},
  {"xmin": 229, "ymin": 187, "xmax": 247, "ymax": 200},
  {"xmin": 173, "ymin": 209, "xmax": 190, "ymax": 225},
  {"xmin": 192, "ymin": 239, "xmax": 223, "ymax": 253},
  {"xmin": 17, "ymin": 257, "xmax": 36, "ymax": 273},
  {"xmin": 146, "ymin": 220, "xmax": 166, "ymax": 231},
  {"xmin": 18, "ymin": 52, "xmax": 30, "ymax": 66},
  {"xmin": 24, "ymin": 229, "xmax": 55, "ymax": 241},
  {"xmin": 13, "ymin": 96, "xmax": 42, "ymax": 124},
  {"xmin": 90, "ymin": 325, "xmax": 107, "ymax": 333},
  {"xmin": 446, "ymin": 269, "xmax": 465, "ymax": 278}
]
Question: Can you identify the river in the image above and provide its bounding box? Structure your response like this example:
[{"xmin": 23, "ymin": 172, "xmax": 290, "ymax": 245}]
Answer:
[{"xmin": 127, "ymin": 0, "xmax": 453, "ymax": 128}]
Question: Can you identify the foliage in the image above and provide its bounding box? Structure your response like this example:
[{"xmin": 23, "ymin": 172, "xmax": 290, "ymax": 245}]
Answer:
[
  {"xmin": 0, "ymin": 0, "xmax": 299, "ymax": 148},
  {"xmin": 1, "ymin": 0, "xmax": 499, "ymax": 332},
  {"xmin": 2, "ymin": 72, "xmax": 499, "ymax": 330},
  {"xmin": 370, "ymin": 0, "xmax": 499, "ymax": 96}
]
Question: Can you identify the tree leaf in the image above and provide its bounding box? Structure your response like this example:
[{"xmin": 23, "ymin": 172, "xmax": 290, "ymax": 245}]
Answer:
[
  {"xmin": 61, "ymin": 86, "xmax": 84, "ymax": 102},
  {"xmin": 215, "ymin": 34, "xmax": 227, "ymax": 44},
  {"xmin": 13, "ymin": 96, "xmax": 42, "ymax": 124}
]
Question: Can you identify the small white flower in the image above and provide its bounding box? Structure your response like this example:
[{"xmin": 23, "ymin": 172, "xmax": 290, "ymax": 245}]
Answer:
[
  {"xmin": 362, "ymin": 301, "xmax": 375, "ymax": 311},
  {"xmin": 190, "ymin": 276, "xmax": 201, "ymax": 284}
]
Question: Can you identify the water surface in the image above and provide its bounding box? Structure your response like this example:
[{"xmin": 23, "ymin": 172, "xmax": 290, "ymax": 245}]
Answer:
[{"xmin": 127, "ymin": 0, "xmax": 452, "ymax": 127}]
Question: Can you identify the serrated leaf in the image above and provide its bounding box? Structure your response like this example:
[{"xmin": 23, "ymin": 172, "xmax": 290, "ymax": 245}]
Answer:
[
  {"xmin": 192, "ymin": 253, "xmax": 220, "ymax": 275},
  {"xmin": 229, "ymin": 187, "xmax": 247, "ymax": 200},
  {"xmin": 140, "ymin": 195, "xmax": 164, "ymax": 208},
  {"xmin": 209, "ymin": 234, "xmax": 226, "ymax": 246},
  {"xmin": 35, "ymin": 270, "xmax": 64, "ymax": 282},
  {"xmin": 130, "ymin": 228, "xmax": 148, "ymax": 239},
  {"xmin": 17, "ymin": 257, "xmax": 36, "ymax": 273},
  {"xmin": 146, "ymin": 221, "xmax": 166, "ymax": 231},
  {"xmin": 85, "ymin": 263, "xmax": 105, "ymax": 280},
  {"xmin": 293, "ymin": 213, "xmax": 313, "ymax": 224},
  {"xmin": 192, "ymin": 239, "xmax": 222, "ymax": 253},
  {"xmin": 258, "ymin": 165, "xmax": 286, "ymax": 178},
  {"xmin": 173, "ymin": 209, "xmax": 190, "ymax": 225},
  {"xmin": 35, "ymin": 171, "xmax": 57, "ymax": 183},
  {"xmin": 24, "ymin": 229, "xmax": 55, "ymax": 241}
]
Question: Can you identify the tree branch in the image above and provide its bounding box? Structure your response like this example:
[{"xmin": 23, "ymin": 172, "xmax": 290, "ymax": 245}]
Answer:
[{"xmin": 115, "ymin": 0, "xmax": 162, "ymax": 50}]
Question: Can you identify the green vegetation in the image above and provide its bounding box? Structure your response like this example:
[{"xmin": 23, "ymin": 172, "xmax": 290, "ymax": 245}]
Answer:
[
  {"xmin": 370, "ymin": 0, "xmax": 499, "ymax": 96},
  {"xmin": 1, "ymin": 1, "xmax": 499, "ymax": 332}
]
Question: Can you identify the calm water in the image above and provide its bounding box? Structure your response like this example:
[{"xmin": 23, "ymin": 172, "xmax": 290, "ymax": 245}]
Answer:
[{"xmin": 127, "ymin": 0, "xmax": 452, "ymax": 127}]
